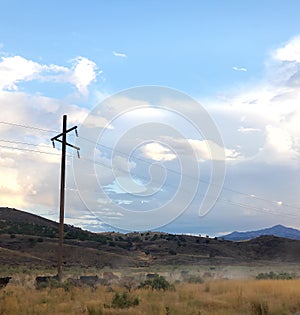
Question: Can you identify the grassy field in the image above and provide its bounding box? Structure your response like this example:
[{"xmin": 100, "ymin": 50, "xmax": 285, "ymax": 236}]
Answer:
[{"xmin": 1, "ymin": 278, "xmax": 300, "ymax": 315}]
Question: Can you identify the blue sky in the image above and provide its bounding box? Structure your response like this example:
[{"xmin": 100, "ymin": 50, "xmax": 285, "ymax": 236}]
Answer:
[
  {"xmin": 1, "ymin": 1, "xmax": 300, "ymax": 235},
  {"xmin": 2, "ymin": 0, "xmax": 300, "ymax": 97}
]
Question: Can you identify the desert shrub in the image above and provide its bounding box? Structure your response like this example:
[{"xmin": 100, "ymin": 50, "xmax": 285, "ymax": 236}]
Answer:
[
  {"xmin": 131, "ymin": 236, "xmax": 141, "ymax": 242},
  {"xmin": 139, "ymin": 274, "xmax": 172, "ymax": 291},
  {"xmin": 151, "ymin": 234, "xmax": 158, "ymax": 241},
  {"xmin": 169, "ymin": 249, "xmax": 177, "ymax": 255},
  {"xmin": 110, "ymin": 292, "xmax": 139, "ymax": 309}
]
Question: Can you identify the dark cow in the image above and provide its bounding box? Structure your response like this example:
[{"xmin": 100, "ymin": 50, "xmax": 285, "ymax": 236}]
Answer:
[
  {"xmin": 0, "ymin": 277, "xmax": 11, "ymax": 289},
  {"xmin": 35, "ymin": 275, "xmax": 59, "ymax": 289},
  {"xmin": 146, "ymin": 273, "xmax": 157, "ymax": 279},
  {"xmin": 79, "ymin": 275, "xmax": 99, "ymax": 287}
]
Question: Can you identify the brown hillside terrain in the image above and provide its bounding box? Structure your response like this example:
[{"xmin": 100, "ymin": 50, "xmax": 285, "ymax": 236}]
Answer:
[{"xmin": 1, "ymin": 207, "xmax": 300, "ymax": 268}]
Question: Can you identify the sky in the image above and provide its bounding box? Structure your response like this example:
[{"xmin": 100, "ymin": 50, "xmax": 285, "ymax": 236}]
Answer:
[{"xmin": 1, "ymin": 1, "xmax": 300, "ymax": 235}]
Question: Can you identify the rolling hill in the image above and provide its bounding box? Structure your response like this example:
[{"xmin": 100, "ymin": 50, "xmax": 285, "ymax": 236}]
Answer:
[{"xmin": 2, "ymin": 207, "xmax": 300, "ymax": 268}]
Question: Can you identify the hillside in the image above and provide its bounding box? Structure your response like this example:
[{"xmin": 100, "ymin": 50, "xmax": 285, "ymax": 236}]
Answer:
[
  {"xmin": 1, "ymin": 207, "xmax": 300, "ymax": 268},
  {"xmin": 0, "ymin": 207, "xmax": 107, "ymax": 242},
  {"xmin": 223, "ymin": 224, "xmax": 300, "ymax": 241}
]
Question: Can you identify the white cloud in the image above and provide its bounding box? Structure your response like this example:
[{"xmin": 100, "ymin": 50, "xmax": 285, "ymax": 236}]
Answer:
[
  {"xmin": 273, "ymin": 36, "xmax": 300, "ymax": 62},
  {"xmin": 209, "ymin": 36, "xmax": 300, "ymax": 167},
  {"xmin": 141, "ymin": 142, "xmax": 176, "ymax": 161},
  {"xmin": 112, "ymin": 51, "xmax": 127, "ymax": 58},
  {"xmin": 140, "ymin": 138, "xmax": 238, "ymax": 162},
  {"xmin": 0, "ymin": 167, "xmax": 21, "ymax": 193},
  {"xmin": 0, "ymin": 55, "xmax": 99, "ymax": 96},
  {"xmin": 0, "ymin": 56, "xmax": 43, "ymax": 90},
  {"xmin": 2, "ymin": 36, "xmax": 300, "ymax": 233},
  {"xmin": 0, "ymin": 89, "xmax": 96, "ymax": 213},
  {"xmin": 233, "ymin": 66, "xmax": 247, "ymax": 72},
  {"xmin": 69, "ymin": 57, "xmax": 98, "ymax": 96},
  {"xmin": 238, "ymin": 126, "xmax": 261, "ymax": 133},
  {"xmin": 188, "ymin": 139, "xmax": 239, "ymax": 161},
  {"xmin": 260, "ymin": 125, "xmax": 299, "ymax": 165}
]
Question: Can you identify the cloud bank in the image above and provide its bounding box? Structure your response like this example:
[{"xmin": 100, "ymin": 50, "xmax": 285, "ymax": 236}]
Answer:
[{"xmin": 1, "ymin": 36, "xmax": 300, "ymax": 233}]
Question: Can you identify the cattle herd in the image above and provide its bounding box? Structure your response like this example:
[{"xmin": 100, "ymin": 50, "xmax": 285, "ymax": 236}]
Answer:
[{"xmin": 0, "ymin": 272, "xmax": 157, "ymax": 290}]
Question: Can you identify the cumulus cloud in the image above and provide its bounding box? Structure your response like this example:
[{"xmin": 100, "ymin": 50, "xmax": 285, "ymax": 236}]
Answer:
[
  {"xmin": 260, "ymin": 125, "xmax": 300, "ymax": 165},
  {"xmin": 273, "ymin": 36, "xmax": 300, "ymax": 62},
  {"xmin": 210, "ymin": 36, "xmax": 300, "ymax": 168},
  {"xmin": 69, "ymin": 57, "xmax": 99, "ymax": 96},
  {"xmin": 0, "ymin": 56, "xmax": 44, "ymax": 90},
  {"xmin": 0, "ymin": 55, "xmax": 99, "ymax": 95},
  {"xmin": 0, "ymin": 89, "xmax": 92, "ymax": 216}
]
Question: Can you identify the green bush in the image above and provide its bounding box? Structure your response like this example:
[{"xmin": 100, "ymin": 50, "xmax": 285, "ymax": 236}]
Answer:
[
  {"xmin": 139, "ymin": 274, "xmax": 172, "ymax": 291},
  {"xmin": 151, "ymin": 234, "xmax": 158, "ymax": 241},
  {"xmin": 110, "ymin": 292, "xmax": 139, "ymax": 309}
]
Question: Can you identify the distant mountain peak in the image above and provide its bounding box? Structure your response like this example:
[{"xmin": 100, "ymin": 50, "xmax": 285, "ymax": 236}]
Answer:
[{"xmin": 222, "ymin": 225, "xmax": 300, "ymax": 241}]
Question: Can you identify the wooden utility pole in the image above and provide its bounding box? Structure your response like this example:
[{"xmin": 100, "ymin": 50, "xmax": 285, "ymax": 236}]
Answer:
[{"xmin": 51, "ymin": 115, "xmax": 80, "ymax": 281}]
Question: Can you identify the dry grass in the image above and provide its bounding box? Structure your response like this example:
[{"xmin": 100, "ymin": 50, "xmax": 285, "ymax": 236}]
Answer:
[{"xmin": 1, "ymin": 279, "xmax": 300, "ymax": 315}]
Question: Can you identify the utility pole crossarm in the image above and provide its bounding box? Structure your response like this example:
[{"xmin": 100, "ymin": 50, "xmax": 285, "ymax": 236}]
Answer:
[
  {"xmin": 51, "ymin": 115, "xmax": 80, "ymax": 282},
  {"xmin": 52, "ymin": 138, "xmax": 80, "ymax": 151},
  {"xmin": 51, "ymin": 125, "xmax": 78, "ymax": 142}
]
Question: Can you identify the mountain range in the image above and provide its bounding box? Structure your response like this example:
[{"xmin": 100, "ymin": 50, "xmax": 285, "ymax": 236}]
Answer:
[{"xmin": 222, "ymin": 224, "xmax": 300, "ymax": 241}]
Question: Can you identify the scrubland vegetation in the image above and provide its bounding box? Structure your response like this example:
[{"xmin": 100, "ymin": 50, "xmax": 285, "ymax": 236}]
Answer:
[{"xmin": 1, "ymin": 277, "xmax": 300, "ymax": 315}]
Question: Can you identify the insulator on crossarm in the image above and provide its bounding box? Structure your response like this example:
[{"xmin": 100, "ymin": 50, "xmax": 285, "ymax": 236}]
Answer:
[
  {"xmin": 77, "ymin": 150, "xmax": 80, "ymax": 159},
  {"xmin": 52, "ymin": 141, "xmax": 55, "ymax": 148},
  {"xmin": 75, "ymin": 129, "xmax": 78, "ymax": 137}
]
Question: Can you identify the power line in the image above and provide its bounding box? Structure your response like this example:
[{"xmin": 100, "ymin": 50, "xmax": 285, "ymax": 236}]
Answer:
[
  {"xmin": 0, "ymin": 121, "xmax": 58, "ymax": 133},
  {"xmin": 77, "ymin": 136, "xmax": 300, "ymax": 212},
  {"xmin": 0, "ymin": 130, "xmax": 299, "ymax": 217},
  {"xmin": 77, "ymin": 156, "xmax": 300, "ymax": 220},
  {"xmin": 1, "ymin": 141, "xmax": 298, "ymax": 220},
  {"xmin": 0, "ymin": 144, "xmax": 61, "ymax": 156},
  {"xmin": 0, "ymin": 139, "xmax": 52, "ymax": 148}
]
